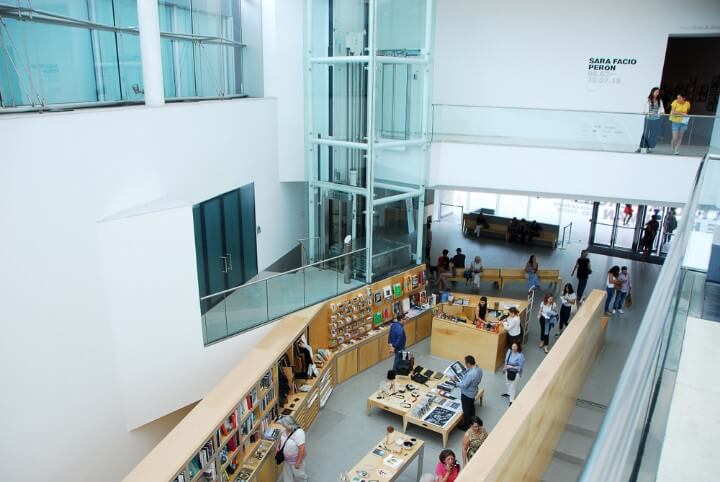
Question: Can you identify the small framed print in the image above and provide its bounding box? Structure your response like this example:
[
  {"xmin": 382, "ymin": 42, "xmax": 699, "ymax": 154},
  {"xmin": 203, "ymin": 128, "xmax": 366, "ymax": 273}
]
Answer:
[
  {"xmin": 383, "ymin": 285, "xmax": 392, "ymax": 300},
  {"xmin": 374, "ymin": 292, "xmax": 382, "ymax": 304}
]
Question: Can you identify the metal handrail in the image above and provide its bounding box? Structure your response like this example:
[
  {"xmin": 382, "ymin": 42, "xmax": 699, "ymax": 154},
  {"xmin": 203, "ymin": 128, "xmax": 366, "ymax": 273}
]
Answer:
[
  {"xmin": 200, "ymin": 247, "xmax": 367, "ymax": 300},
  {"xmin": 560, "ymin": 222, "xmax": 573, "ymax": 249},
  {"xmin": 432, "ymin": 103, "xmax": 719, "ymax": 118},
  {"xmin": 579, "ymin": 154, "xmax": 715, "ymax": 481}
]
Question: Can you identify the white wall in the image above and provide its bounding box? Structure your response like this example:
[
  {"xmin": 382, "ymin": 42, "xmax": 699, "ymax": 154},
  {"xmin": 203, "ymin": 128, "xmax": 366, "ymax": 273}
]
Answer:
[
  {"xmin": 433, "ymin": 0, "xmax": 720, "ymax": 111},
  {"xmin": 0, "ymin": 98, "xmax": 305, "ymax": 482},
  {"xmin": 429, "ymin": 142, "xmax": 700, "ymax": 205},
  {"xmin": 263, "ymin": 0, "xmax": 306, "ymax": 182}
]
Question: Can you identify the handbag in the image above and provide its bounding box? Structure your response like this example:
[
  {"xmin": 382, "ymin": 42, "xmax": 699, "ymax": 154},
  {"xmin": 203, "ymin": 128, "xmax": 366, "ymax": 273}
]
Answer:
[
  {"xmin": 275, "ymin": 429, "xmax": 297, "ymax": 465},
  {"xmin": 505, "ymin": 351, "xmax": 517, "ymax": 380}
]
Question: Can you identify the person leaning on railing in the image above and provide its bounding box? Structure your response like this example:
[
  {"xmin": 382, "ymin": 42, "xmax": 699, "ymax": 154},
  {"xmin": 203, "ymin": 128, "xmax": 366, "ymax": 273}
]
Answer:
[
  {"xmin": 669, "ymin": 93, "xmax": 691, "ymax": 155},
  {"xmin": 636, "ymin": 87, "xmax": 665, "ymax": 154}
]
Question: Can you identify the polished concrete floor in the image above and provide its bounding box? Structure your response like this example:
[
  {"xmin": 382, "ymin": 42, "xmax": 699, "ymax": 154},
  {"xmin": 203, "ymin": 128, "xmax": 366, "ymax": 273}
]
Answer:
[{"xmin": 292, "ymin": 221, "xmax": 661, "ymax": 481}]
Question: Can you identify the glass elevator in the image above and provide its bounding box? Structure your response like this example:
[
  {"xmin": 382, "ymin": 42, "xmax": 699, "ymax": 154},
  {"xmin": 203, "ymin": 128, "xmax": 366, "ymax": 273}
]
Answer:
[{"xmin": 305, "ymin": 0, "xmax": 434, "ymax": 281}]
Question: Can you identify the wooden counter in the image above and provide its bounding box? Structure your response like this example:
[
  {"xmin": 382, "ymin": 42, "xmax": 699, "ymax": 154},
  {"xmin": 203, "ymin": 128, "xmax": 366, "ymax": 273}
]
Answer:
[
  {"xmin": 430, "ymin": 294, "xmax": 528, "ymax": 372},
  {"xmin": 431, "ymin": 317, "xmax": 507, "ymax": 372}
]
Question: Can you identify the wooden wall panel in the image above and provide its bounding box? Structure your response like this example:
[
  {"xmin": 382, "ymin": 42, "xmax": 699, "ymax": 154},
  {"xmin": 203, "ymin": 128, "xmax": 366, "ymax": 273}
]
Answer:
[
  {"xmin": 416, "ymin": 311, "xmax": 432, "ymax": 341},
  {"xmin": 336, "ymin": 349, "xmax": 358, "ymax": 384},
  {"xmin": 379, "ymin": 332, "xmax": 393, "ymax": 360},
  {"xmin": 456, "ymin": 289, "xmax": 607, "ymax": 482},
  {"xmin": 357, "ymin": 338, "xmax": 380, "ymax": 372},
  {"xmin": 405, "ymin": 319, "xmax": 417, "ymax": 347}
]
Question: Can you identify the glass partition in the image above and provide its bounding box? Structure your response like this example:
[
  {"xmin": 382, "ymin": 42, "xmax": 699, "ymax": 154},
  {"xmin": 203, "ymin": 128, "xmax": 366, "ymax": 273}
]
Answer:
[
  {"xmin": 432, "ymin": 104, "xmax": 717, "ymax": 157},
  {"xmin": 579, "ymin": 154, "xmax": 719, "ymax": 481},
  {"xmin": 200, "ymin": 248, "xmax": 367, "ymax": 345}
]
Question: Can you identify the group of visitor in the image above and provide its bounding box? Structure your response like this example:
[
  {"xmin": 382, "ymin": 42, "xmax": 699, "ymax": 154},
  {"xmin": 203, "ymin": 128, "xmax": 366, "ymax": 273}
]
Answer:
[
  {"xmin": 636, "ymin": 87, "xmax": 691, "ymax": 155},
  {"xmin": 506, "ymin": 218, "xmax": 543, "ymax": 244}
]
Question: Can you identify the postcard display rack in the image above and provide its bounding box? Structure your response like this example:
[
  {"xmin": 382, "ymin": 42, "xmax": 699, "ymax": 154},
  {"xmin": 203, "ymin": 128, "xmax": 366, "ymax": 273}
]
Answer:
[
  {"xmin": 172, "ymin": 366, "xmax": 280, "ymax": 482},
  {"xmin": 325, "ymin": 267, "xmax": 427, "ymax": 350}
]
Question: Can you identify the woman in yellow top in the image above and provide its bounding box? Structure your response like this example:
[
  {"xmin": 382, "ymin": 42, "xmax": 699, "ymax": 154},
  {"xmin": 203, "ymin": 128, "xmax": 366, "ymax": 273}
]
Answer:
[{"xmin": 669, "ymin": 93, "xmax": 691, "ymax": 155}]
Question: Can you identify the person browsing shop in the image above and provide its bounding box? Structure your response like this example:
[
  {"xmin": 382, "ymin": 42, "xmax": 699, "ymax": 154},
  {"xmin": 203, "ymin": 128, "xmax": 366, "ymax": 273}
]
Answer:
[
  {"xmin": 435, "ymin": 449, "xmax": 461, "ymax": 482},
  {"xmin": 503, "ymin": 306, "xmax": 522, "ymax": 347},
  {"xmin": 388, "ymin": 313, "xmax": 406, "ymax": 372},
  {"xmin": 502, "ymin": 342, "xmax": 525, "ymax": 405},
  {"xmin": 456, "ymin": 355, "xmax": 483, "ymax": 430},
  {"xmin": 475, "ymin": 296, "xmax": 488, "ymax": 325},
  {"xmin": 277, "ymin": 416, "xmax": 308, "ymax": 481},
  {"xmin": 462, "ymin": 416, "xmax": 488, "ymax": 466}
]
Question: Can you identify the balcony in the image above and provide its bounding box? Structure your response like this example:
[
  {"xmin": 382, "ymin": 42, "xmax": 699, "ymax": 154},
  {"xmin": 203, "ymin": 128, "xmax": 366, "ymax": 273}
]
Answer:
[{"xmin": 432, "ymin": 104, "xmax": 717, "ymax": 157}]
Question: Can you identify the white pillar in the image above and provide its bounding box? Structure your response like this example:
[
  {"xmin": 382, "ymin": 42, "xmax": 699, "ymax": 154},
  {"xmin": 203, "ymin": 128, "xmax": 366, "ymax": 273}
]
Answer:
[{"xmin": 137, "ymin": 0, "xmax": 165, "ymax": 106}]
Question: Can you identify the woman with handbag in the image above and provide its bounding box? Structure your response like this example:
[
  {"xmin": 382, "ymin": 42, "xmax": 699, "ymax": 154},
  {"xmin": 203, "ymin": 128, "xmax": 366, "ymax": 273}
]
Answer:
[
  {"xmin": 276, "ymin": 416, "xmax": 308, "ymax": 481},
  {"xmin": 502, "ymin": 342, "xmax": 525, "ymax": 405},
  {"xmin": 538, "ymin": 294, "xmax": 558, "ymax": 354}
]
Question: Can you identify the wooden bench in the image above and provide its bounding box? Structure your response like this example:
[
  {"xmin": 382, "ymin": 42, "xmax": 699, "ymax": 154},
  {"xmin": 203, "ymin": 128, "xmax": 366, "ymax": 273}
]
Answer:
[
  {"xmin": 498, "ymin": 268, "xmax": 561, "ymax": 291},
  {"xmin": 538, "ymin": 269, "xmax": 562, "ymax": 289},
  {"xmin": 462, "ymin": 213, "xmax": 559, "ymax": 248},
  {"xmin": 447, "ymin": 269, "xmax": 502, "ymax": 290}
]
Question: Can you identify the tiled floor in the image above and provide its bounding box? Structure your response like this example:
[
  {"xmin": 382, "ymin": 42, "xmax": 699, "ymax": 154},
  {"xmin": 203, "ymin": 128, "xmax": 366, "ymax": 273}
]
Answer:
[{"xmin": 293, "ymin": 221, "xmax": 661, "ymax": 481}]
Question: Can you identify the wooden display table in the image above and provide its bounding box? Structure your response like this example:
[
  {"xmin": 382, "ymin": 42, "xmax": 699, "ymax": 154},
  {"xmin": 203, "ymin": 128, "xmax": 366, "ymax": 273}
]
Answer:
[
  {"xmin": 366, "ymin": 374, "xmax": 446, "ymax": 420},
  {"xmin": 430, "ymin": 295, "xmax": 528, "ymax": 371},
  {"xmin": 366, "ymin": 374, "xmax": 484, "ymax": 448},
  {"xmin": 346, "ymin": 432, "xmax": 425, "ymax": 482},
  {"xmin": 447, "ymin": 268, "xmax": 502, "ymax": 290}
]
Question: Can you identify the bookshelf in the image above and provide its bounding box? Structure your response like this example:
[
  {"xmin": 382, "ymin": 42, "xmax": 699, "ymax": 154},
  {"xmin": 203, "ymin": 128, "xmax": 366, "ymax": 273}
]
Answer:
[
  {"xmin": 126, "ymin": 265, "xmax": 427, "ymax": 482},
  {"xmin": 171, "ymin": 366, "xmax": 280, "ymax": 482}
]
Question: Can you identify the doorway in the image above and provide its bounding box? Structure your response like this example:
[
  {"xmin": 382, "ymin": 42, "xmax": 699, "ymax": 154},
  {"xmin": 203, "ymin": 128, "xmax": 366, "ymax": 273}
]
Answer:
[
  {"xmin": 660, "ymin": 35, "xmax": 720, "ymax": 151},
  {"xmin": 193, "ymin": 183, "xmax": 258, "ymax": 300}
]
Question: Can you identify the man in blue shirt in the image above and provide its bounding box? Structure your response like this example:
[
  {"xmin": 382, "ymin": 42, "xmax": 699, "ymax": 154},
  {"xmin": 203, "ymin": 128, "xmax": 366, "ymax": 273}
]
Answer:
[
  {"xmin": 457, "ymin": 355, "xmax": 483, "ymax": 430},
  {"xmin": 388, "ymin": 314, "xmax": 407, "ymax": 372}
]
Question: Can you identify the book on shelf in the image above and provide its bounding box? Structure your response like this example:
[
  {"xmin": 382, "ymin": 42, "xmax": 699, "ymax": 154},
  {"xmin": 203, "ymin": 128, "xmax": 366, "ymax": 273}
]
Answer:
[
  {"xmin": 220, "ymin": 411, "xmax": 237, "ymax": 436},
  {"xmin": 260, "ymin": 370, "xmax": 273, "ymax": 389},
  {"xmin": 175, "ymin": 471, "xmax": 187, "ymax": 482}
]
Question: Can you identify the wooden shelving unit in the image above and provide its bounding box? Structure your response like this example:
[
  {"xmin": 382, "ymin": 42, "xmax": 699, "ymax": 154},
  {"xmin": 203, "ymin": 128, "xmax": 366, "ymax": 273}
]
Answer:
[
  {"xmin": 126, "ymin": 265, "xmax": 427, "ymax": 482},
  {"xmin": 170, "ymin": 366, "xmax": 280, "ymax": 482}
]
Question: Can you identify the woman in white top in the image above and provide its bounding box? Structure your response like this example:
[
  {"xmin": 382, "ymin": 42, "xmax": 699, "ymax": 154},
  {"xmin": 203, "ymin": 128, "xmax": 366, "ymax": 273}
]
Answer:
[
  {"xmin": 470, "ymin": 256, "xmax": 484, "ymax": 291},
  {"xmin": 605, "ymin": 266, "xmax": 621, "ymax": 315},
  {"xmin": 277, "ymin": 415, "xmax": 308, "ymax": 481},
  {"xmin": 558, "ymin": 283, "xmax": 576, "ymax": 336},
  {"xmin": 636, "ymin": 87, "xmax": 665, "ymax": 153},
  {"xmin": 503, "ymin": 306, "xmax": 522, "ymax": 347},
  {"xmin": 538, "ymin": 293, "xmax": 558, "ymax": 353}
]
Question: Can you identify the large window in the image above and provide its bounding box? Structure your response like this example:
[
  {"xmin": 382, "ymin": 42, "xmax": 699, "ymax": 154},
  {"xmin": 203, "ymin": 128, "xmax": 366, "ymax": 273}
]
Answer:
[
  {"xmin": 158, "ymin": 0, "xmax": 243, "ymax": 99},
  {"xmin": 0, "ymin": 0, "xmax": 142, "ymax": 107},
  {"xmin": 0, "ymin": 0, "xmax": 246, "ymax": 110}
]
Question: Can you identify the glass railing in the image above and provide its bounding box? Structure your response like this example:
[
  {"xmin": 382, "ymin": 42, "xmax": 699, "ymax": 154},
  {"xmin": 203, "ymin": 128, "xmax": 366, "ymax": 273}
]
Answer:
[
  {"xmin": 201, "ymin": 248, "xmax": 367, "ymax": 345},
  {"xmin": 579, "ymin": 153, "xmax": 720, "ymax": 481},
  {"xmin": 432, "ymin": 104, "xmax": 717, "ymax": 157}
]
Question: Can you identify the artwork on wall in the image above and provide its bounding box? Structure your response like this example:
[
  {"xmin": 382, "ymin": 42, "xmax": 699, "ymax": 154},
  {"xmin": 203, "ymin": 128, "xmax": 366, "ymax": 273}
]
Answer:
[{"xmin": 374, "ymin": 292, "xmax": 383, "ymax": 304}]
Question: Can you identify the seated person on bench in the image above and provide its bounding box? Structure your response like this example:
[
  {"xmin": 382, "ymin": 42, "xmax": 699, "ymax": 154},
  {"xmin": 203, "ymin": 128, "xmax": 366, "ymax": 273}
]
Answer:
[
  {"xmin": 473, "ymin": 213, "xmax": 490, "ymax": 237},
  {"xmin": 437, "ymin": 249, "xmax": 452, "ymax": 292},
  {"xmin": 528, "ymin": 220, "xmax": 542, "ymax": 243},
  {"xmin": 452, "ymin": 248, "xmax": 466, "ymax": 270}
]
